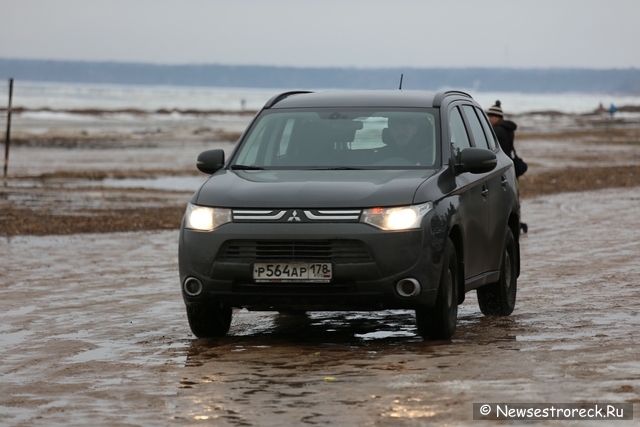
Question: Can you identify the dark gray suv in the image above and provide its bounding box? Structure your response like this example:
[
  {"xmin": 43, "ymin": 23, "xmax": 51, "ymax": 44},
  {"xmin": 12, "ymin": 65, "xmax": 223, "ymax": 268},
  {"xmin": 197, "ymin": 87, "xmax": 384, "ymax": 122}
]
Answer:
[{"xmin": 179, "ymin": 90, "xmax": 521, "ymax": 340}]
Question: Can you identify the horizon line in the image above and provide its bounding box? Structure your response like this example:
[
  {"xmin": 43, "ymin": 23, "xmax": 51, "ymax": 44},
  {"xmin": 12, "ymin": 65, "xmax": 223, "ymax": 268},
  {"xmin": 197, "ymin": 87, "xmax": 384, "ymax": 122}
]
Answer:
[{"xmin": 1, "ymin": 57, "xmax": 638, "ymax": 72}]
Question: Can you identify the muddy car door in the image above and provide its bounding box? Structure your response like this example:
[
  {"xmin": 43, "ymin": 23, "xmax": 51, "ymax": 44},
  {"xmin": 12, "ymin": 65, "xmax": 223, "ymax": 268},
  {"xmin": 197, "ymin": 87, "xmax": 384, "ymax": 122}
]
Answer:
[
  {"xmin": 474, "ymin": 105, "xmax": 517, "ymax": 274},
  {"xmin": 460, "ymin": 104, "xmax": 508, "ymax": 276},
  {"xmin": 448, "ymin": 105, "xmax": 490, "ymax": 280}
]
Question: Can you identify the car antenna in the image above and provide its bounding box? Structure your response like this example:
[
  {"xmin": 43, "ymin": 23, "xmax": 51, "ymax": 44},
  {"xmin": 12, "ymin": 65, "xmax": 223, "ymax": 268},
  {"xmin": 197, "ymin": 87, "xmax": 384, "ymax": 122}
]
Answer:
[{"xmin": 398, "ymin": 73, "xmax": 404, "ymax": 90}]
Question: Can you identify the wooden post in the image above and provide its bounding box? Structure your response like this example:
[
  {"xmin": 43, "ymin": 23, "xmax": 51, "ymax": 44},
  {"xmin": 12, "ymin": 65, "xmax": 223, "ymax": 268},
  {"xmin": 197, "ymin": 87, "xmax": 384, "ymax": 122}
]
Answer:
[{"xmin": 4, "ymin": 78, "xmax": 13, "ymax": 178}]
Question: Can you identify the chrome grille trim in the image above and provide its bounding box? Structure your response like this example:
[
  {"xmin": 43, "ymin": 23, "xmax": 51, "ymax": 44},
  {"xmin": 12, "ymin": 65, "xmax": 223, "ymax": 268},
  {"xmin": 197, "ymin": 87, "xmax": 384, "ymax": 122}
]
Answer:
[
  {"xmin": 317, "ymin": 210, "xmax": 361, "ymax": 214},
  {"xmin": 303, "ymin": 210, "xmax": 361, "ymax": 220},
  {"xmin": 233, "ymin": 210, "xmax": 286, "ymax": 220},
  {"xmin": 230, "ymin": 209, "xmax": 362, "ymax": 222}
]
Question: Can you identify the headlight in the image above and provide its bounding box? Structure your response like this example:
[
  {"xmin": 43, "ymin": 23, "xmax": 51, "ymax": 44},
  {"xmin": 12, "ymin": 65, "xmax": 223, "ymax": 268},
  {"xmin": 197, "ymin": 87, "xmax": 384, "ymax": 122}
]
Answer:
[
  {"xmin": 184, "ymin": 203, "xmax": 232, "ymax": 231},
  {"xmin": 361, "ymin": 202, "xmax": 433, "ymax": 231}
]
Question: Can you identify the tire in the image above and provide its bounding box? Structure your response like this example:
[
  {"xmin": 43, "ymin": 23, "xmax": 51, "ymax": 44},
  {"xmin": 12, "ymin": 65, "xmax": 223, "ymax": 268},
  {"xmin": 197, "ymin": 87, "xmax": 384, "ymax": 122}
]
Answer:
[
  {"xmin": 416, "ymin": 237, "xmax": 458, "ymax": 340},
  {"xmin": 186, "ymin": 303, "xmax": 232, "ymax": 338},
  {"xmin": 477, "ymin": 229, "xmax": 517, "ymax": 316}
]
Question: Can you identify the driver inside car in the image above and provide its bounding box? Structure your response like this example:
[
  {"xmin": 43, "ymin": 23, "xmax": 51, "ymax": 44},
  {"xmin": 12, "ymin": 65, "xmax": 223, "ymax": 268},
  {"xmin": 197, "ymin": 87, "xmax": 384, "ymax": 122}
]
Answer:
[{"xmin": 377, "ymin": 117, "xmax": 429, "ymax": 165}]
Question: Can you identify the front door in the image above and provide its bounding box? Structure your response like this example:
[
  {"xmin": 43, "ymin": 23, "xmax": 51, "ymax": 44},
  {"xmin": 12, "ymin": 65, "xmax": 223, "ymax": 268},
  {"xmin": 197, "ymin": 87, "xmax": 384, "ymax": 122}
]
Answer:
[{"xmin": 449, "ymin": 106, "xmax": 490, "ymax": 279}]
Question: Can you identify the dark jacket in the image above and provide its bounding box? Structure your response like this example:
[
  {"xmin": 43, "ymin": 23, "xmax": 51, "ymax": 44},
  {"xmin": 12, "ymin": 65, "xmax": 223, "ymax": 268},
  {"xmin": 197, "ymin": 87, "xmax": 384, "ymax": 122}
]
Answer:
[{"xmin": 493, "ymin": 120, "xmax": 517, "ymax": 159}]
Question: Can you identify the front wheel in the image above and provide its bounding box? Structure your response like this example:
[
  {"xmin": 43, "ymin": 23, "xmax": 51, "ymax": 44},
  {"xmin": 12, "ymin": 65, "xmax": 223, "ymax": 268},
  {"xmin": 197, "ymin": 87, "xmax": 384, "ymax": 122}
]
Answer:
[
  {"xmin": 186, "ymin": 303, "xmax": 232, "ymax": 338},
  {"xmin": 477, "ymin": 229, "xmax": 517, "ymax": 316},
  {"xmin": 416, "ymin": 237, "xmax": 459, "ymax": 340}
]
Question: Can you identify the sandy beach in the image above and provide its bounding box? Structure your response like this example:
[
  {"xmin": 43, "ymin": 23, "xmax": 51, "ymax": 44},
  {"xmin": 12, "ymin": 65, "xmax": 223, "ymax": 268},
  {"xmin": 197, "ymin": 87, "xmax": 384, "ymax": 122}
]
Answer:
[{"xmin": 2, "ymin": 109, "xmax": 640, "ymax": 235}]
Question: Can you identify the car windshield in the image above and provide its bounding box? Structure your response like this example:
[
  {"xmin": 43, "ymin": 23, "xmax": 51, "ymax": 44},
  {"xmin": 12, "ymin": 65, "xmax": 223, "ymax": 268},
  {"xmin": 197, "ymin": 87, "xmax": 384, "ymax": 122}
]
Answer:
[{"xmin": 231, "ymin": 108, "xmax": 440, "ymax": 169}]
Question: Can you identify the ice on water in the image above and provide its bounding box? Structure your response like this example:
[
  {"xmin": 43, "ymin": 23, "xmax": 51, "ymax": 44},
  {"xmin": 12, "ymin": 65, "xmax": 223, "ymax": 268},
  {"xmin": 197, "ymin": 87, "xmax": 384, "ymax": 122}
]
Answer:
[{"xmin": 3, "ymin": 80, "xmax": 640, "ymax": 115}]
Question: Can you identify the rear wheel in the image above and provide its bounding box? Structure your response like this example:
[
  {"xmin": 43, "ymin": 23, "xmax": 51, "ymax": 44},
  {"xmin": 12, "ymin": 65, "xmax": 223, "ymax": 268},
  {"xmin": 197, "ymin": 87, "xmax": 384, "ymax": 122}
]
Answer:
[
  {"xmin": 477, "ymin": 229, "xmax": 517, "ymax": 316},
  {"xmin": 186, "ymin": 303, "xmax": 232, "ymax": 338},
  {"xmin": 416, "ymin": 238, "xmax": 458, "ymax": 340}
]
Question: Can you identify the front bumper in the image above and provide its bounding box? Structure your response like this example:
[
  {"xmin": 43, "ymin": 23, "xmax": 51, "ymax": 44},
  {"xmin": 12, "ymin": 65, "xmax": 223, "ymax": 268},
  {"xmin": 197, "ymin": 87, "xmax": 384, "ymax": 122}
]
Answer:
[{"xmin": 178, "ymin": 220, "xmax": 445, "ymax": 311}]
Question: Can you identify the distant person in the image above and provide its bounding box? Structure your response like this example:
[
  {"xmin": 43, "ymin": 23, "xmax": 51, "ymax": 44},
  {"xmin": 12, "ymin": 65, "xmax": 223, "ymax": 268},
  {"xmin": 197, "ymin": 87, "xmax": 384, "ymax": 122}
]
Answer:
[
  {"xmin": 487, "ymin": 100, "xmax": 528, "ymax": 234},
  {"xmin": 240, "ymin": 99, "xmax": 246, "ymax": 110},
  {"xmin": 609, "ymin": 103, "xmax": 617, "ymax": 118},
  {"xmin": 487, "ymin": 100, "xmax": 517, "ymax": 156}
]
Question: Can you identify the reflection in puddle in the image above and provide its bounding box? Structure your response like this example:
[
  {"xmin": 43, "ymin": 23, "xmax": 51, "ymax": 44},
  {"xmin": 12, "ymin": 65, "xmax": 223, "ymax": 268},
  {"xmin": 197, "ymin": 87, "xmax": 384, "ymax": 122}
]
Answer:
[
  {"xmin": 171, "ymin": 304, "xmax": 594, "ymax": 425},
  {"xmin": 182, "ymin": 307, "xmax": 531, "ymax": 363},
  {"xmin": 182, "ymin": 309, "xmax": 461, "ymax": 369},
  {"xmin": 354, "ymin": 330, "xmax": 415, "ymax": 340},
  {"xmin": 70, "ymin": 346, "xmax": 113, "ymax": 363},
  {"xmin": 176, "ymin": 312, "xmax": 471, "ymax": 425}
]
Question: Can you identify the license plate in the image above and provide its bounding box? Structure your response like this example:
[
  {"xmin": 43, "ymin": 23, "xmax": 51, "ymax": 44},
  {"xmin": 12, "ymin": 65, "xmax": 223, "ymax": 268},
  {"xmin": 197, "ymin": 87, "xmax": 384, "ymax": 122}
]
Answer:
[{"xmin": 253, "ymin": 262, "xmax": 332, "ymax": 283}]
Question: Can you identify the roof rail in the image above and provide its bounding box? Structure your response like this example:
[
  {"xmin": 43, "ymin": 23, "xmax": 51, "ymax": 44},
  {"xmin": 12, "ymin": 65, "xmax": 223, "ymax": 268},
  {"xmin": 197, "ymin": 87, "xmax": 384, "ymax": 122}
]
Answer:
[
  {"xmin": 432, "ymin": 90, "xmax": 472, "ymax": 108},
  {"xmin": 263, "ymin": 91, "xmax": 314, "ymax": 109}
]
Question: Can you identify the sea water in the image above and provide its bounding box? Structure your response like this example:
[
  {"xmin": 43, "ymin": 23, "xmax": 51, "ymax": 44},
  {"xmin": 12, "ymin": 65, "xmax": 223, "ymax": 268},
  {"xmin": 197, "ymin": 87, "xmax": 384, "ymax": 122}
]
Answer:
[{"xmin": 2, "ymin": 80, "xmax": 640, "ymax": 115}]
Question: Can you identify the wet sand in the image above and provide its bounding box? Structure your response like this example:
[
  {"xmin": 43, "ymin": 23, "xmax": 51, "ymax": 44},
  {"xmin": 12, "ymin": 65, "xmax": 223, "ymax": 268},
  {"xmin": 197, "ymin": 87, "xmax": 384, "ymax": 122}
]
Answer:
[
  {"xmin": 1, "ymin": 111, "xmax": 640, "ymax": 425},
  {"xmin": 2, "ymin": 187, "xmax": 640, "ymax": 426},
  {"xmin": 3, "ymin": 114, "xmax": 640, "ymax": 236}
]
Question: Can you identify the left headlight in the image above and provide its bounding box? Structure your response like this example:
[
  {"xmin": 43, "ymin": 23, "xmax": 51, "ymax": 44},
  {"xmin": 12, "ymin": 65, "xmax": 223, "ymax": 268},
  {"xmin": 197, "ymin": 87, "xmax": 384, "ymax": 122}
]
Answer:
[
  {"xmin": 184, "ymin": 203, "xmax": 232, "ymax": 231},
  {"xmin": 361, "ymin": 202, "xmax": 433, "ymax": 231}
]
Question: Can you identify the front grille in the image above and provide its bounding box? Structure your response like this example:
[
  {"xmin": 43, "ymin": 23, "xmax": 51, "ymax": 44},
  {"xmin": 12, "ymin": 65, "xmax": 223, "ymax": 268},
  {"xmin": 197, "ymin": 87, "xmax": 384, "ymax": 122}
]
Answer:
[{"xmin": 219, "ymin": 240, "xmax": 372, "ymax": 263}]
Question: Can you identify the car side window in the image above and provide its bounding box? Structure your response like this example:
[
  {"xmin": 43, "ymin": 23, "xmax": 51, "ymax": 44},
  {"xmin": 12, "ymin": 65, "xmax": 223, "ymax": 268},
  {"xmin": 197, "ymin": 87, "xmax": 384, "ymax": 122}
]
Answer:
[
  {"xmin": 476, "ymin": 107, "xmax": 497, "ymax": 150},
  {"xmin": 462, "ymin": 105, "xmax": 489, "ymax": 150},
  {"xmin": 449, "ymin": 106, "xmax": 471, "ymax": 157}
]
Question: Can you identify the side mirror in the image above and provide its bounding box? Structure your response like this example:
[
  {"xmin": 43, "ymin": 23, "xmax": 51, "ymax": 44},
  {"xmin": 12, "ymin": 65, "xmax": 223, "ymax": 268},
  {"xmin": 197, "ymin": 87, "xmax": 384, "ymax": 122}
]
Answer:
[
  {"xmin": 455, "ymin": 147, "xmax": 497, "ymax": 174},
  {"xmin": 196, "ymin": 149, "xmax": 225, "ymax": 174}
]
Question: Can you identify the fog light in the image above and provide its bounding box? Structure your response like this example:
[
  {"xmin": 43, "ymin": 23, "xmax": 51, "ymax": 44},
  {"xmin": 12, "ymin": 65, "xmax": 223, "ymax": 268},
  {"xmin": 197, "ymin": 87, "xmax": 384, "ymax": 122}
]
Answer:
[
  {"xmin": 396, "ymin": 278, "xmax": 421, "ymax": 297},
  {"xmin": 183, "ymin": 277, "xmax": 203, "ymax": 296}
]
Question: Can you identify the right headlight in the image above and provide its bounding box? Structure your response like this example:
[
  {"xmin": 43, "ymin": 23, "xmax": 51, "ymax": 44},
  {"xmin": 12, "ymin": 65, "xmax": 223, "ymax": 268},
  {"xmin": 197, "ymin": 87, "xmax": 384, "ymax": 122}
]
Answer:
[
  {"xmin": 360, "ymin": 202, "xmax": 433, "ymax": 231},
  {"xmin": 184, "ymin": 203, "xmax": 232, "ymax": 231}
]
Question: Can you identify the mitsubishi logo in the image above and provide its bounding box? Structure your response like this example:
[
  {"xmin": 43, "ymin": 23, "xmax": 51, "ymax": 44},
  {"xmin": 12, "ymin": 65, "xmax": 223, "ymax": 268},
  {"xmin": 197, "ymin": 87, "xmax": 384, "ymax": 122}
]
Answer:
[{"xmin": 287, "ymin": 210, "xmax": 302, "ymax": 222}]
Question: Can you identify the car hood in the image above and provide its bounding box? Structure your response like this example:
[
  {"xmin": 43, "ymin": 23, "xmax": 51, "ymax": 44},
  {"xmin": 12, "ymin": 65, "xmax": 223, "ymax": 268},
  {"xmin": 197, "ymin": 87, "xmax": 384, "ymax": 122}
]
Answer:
[{"xmin": 194, "ymin": 169, "xmax": 436, "ymax": 208}]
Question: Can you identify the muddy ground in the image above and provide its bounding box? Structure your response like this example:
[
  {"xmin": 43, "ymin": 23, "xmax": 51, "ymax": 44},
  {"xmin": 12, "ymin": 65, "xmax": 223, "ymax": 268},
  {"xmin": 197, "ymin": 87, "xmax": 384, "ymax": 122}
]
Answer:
[{"xmin": 1, "ymin": 112, "xmax": 640, "ymax": 426}]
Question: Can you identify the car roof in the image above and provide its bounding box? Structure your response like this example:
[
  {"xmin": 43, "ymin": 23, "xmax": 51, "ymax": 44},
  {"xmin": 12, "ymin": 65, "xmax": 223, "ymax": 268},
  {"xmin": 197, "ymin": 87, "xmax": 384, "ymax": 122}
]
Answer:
[{"xmin": 265, "ymin": 90, "xmax": 474, "ymax": 110}]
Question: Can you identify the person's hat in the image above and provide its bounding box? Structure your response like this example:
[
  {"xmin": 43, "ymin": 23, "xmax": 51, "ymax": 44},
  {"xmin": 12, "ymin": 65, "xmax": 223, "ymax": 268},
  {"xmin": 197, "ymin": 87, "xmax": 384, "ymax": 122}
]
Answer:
[{"xmin": 487, "ymin": 100, "xmax": 504, "ymax": 118}]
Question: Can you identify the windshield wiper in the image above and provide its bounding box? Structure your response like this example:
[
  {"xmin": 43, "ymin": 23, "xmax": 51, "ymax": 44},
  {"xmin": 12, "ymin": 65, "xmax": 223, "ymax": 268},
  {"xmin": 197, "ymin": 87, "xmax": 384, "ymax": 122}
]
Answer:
[
  {"xmin": 315, "ymin": 166, "xmax": 365, "ymax": 170},
  {"xmin": 231, "ymin": 165, "xmax": 266, "ymax": 170}
]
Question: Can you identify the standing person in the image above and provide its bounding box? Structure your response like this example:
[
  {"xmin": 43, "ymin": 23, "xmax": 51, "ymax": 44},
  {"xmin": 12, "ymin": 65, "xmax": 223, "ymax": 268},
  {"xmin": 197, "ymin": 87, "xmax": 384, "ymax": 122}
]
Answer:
[
  {"xmin": 487, "ymin": 100, "xmax": 517, "ymax": 157},
  {"xmin": 487, "ymin": 100, "xmax": 528, "ymax": 234}
]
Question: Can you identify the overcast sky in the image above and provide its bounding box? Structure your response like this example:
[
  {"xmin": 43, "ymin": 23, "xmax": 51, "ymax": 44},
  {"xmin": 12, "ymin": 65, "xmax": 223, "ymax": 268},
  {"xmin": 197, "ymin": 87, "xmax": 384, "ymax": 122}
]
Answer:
[{"xmin": 1, "ymin": 0, "xmax": 639, "ymax": 69}]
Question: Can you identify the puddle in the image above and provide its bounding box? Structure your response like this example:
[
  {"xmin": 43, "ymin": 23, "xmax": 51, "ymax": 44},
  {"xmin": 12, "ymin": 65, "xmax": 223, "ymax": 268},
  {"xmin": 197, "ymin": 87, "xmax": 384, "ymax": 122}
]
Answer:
[
  {"xmin": 0, "ymin": 330, "xmax": 34, "ymax": 348},
  {"xmin": 3, "ymin": 175, "xmax": 207, "ymax": 192},
  {"xmin": 4, "ymin": 184, "xmax": 640, "ymax": 425},
  {"xmin": 70, "ymin": 346, "xmax": 115, "ymax": 363},
  {"xmin": 355, "ymin": 330, "xmax": 415, "ymax": 340},
  {"xmin": 91, "ymin": 176, "xmax": 207, "ymax": 191}
]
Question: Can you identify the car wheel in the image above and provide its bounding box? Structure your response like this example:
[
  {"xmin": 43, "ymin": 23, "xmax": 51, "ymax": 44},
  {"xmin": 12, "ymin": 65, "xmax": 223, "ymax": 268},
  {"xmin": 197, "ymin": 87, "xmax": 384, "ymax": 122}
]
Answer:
[
  {"xmin": 416, "ymin": 237, "xmax": 458, "ymax": 340},
  {"xmin": 477, "ymin": 229, "xmax": 517, "ymax": 316},
  {"xmin": 186, "ymin": 304, "xmax": 232, "ymax": 338}
]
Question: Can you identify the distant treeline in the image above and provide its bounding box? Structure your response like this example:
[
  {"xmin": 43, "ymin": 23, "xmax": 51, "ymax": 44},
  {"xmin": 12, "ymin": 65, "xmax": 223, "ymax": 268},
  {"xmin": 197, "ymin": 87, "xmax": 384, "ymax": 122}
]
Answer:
[{"xmin": 1, "ymin": 58, "xmax": 639, "ymax": 94}]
